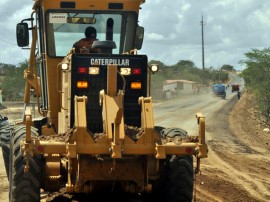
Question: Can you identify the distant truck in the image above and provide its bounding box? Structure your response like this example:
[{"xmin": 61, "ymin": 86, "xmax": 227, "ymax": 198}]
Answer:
[
  {"xmin": 231, "ymin": 83, "xmax": 240, "ymax": 92},
  {"xmin": 212, "ymin": 84, "xmax": 226, "ymax": 99}
]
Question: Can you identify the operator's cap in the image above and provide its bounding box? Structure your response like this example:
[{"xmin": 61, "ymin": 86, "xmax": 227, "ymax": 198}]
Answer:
[{"xmin": 85, "ymin": 26, "xmax": 97, "ymax": 38}]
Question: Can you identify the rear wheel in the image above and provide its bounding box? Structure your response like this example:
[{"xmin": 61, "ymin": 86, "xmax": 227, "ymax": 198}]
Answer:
[
  {"xmin": 149, "ymin": 127, "xmax": 194, "ymax": 202},
  {"xmin": 9, "ymin": 125, "xmax": 41, "ymax": 202},
  {"xmin": 166, "ymin": 155, "xmax": 194, "ymax": 202}
]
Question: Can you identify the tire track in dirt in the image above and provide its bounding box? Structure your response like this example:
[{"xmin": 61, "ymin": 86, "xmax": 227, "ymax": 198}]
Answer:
[
  {"xmin": 202, "ymin": 93, "xmax": 270, "ymax": 202},
  {"xmin": 194, "ymin": 182, "xmax": 223, "ymax": 202},
  {"xmin": 204, "ymin": 145, "xmax": 269, "ymax": 202}
]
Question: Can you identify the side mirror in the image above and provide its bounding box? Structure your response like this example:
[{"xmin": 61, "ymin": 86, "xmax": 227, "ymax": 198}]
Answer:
[
  {"xmin": 16, "ymin": 23, "xmax": 29, "ymax": 47},
  {"xmin": 134, "ymin": 26, "xmax": 144, "ymax": 50}
]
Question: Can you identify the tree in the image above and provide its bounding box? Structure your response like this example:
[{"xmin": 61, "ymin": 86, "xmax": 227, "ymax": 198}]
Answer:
[
  {"xmin": 240, "ymin": 48, "xmax": 270, "ymax": 119},
  {"xmin": 176, "ymin": 60, "xmax": 196, "ymax": 70},
  {"xmin": 1, "ymin": 60, "xmax": 28, "ymax": 100},
  {"xmin": 0, "ymin": 63, "xmax": 16, "ymax": 76},
  {"xmin": 221, "ymin": 64, "xmax": 234, "ymax": 71}
]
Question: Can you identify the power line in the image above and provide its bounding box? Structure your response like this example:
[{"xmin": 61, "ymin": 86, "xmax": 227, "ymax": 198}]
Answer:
[
  {"xmin": 0, "ymin": 24, "xmax": 14, "ymax": 36},
  {"xmin": 0, "ymin": 38, "xmax": 17, "ymax": 46},
  {"xmin": 0, "ymin": 24, "xmax": 17, "ymax": 46}
]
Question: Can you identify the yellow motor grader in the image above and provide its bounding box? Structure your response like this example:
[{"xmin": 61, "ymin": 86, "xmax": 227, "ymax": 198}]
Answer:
[{"xmin": 0, "ymin": 0, "xmax": 208, "ymax": 201}]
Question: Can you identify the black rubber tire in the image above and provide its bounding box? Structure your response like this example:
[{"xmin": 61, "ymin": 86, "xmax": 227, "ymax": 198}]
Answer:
[
  {"xmin": 154, "ymin": 126, "xmax": 165, "ymax": 134},
  {"xmin": 0, "ymin": 124, "xmax": 13, "ymax": 177},
  {"xmin": 0, "ymin": 115, "xmax": 8, "ymax": 128},
  {"xmin": 149, "ymin": 127, "xmax": 194, "ymax": 202},
  {"xmin": 166, "ymin": 155, "xmax": 194, "ymax": 202},
  {"xmin": 161, "ymin": 127, "xmax": 188, "ymax": 138},
  {"xmin": 9, "ymin": 125, "xmax": 41, "ymax": 202}
]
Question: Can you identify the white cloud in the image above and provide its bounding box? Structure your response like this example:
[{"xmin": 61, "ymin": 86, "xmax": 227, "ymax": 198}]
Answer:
[
  {"xmin": 1, "ymin": 1, "xmax": 270, "ymax": 70},
  {"xmin": 138, "ymin": 0, "xmax": 270, "ymax": 69},
  {"xmin": 0, "ymin": 2, "xmax": 32, "ymax": 65},
  {"xmin": 146, "ymin": 33, "xmax": 165, "ymax": 41}
]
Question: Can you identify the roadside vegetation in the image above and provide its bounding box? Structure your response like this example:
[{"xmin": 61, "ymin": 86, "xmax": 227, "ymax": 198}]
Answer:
[
  {"xmin": 0, "ymin": 59, "xmax": 230, "ymax": 102},
  {"xmin": 149, "ymin": 60, "xmax": 230, "ymax": 88},
  {"xmin": 240, "ymin": 47, "xmax": 270, "ymax": 121},
  {"xmin": 0, "ymin": 60, "xmax": 28, "ymax": 101},
  {"xmin": 3, "ymin": 49, "xmax": 270, "ymax": 121}
]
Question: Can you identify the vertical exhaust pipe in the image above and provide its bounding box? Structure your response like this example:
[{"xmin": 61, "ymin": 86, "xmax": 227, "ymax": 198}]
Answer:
[{"xmin": 106, "ymin": 18, "xmax": 114, "ymax": 41}]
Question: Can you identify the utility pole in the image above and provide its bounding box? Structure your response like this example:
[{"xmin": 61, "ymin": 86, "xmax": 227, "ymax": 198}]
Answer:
[{"xmin": 200, "ymin": 15, "xmax": 205, "ymax": 70}]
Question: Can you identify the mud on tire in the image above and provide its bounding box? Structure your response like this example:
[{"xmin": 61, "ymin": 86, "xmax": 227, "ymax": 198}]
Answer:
[{"xmin": 9, "ymin": 125, "xmax": 41, "ymax": 202}]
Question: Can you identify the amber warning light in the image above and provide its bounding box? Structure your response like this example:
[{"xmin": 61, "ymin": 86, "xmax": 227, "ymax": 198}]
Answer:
[
  {"xmin": 131, "ymin": 82, "xmax": 141, "ymax": 89},
  {"xmin": 77, "ymin": 81, "xmax": 88, "ymax": 88}
]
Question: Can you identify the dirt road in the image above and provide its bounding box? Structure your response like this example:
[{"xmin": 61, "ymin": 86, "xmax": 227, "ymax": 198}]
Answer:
[
  {"xmin": 0, "ymin": 147, "xmax": 8, "ymax": 201},
  {"xmin": 195, "ymin": 92, "xmax": 270, "ymax": 202},
  {"xmin": 0, "ymin": 92, "xmax": 269, "ymax": 201}
]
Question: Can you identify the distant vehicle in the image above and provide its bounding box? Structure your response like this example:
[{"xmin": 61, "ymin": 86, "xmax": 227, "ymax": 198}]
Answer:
[
  {"xmin": 212, "ymin": 84, "xmax": 226, "ymax": 99},
  {"xmin": 231, "ymin": 83, "xmax": 240, "ymax": 92}
]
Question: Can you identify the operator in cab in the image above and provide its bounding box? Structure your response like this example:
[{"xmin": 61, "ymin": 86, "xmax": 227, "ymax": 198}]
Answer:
[{"xmin": 73, "ymin": 26, "xmax": 100, "ymax": 53}]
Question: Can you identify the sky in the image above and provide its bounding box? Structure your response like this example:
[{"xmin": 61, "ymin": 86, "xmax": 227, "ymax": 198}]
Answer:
[{"xmin": 1, "ymin": 0, "xmax": 270, "ymax": 70}]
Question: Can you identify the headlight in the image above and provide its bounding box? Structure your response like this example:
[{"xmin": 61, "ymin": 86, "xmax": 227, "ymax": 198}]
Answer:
[
  {"xmin": 61, "ymin": 63, "xmax": 69, "ymax": 70},
  {"xmin": 150, "ymin": 64, "xmax": 159, "ymax": 72},
  {"xmin": 120, "ymin": 67, "xmax": 131, "ymax": 75},
  {"xmin": 89, "ymin": 67, "xmax": 99, "ymax": 75}
]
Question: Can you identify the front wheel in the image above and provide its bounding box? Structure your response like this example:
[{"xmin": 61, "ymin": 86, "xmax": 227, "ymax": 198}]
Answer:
[{"xmin": 9, "ymin": 125, "xmax": 41, "ymax": 202}]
